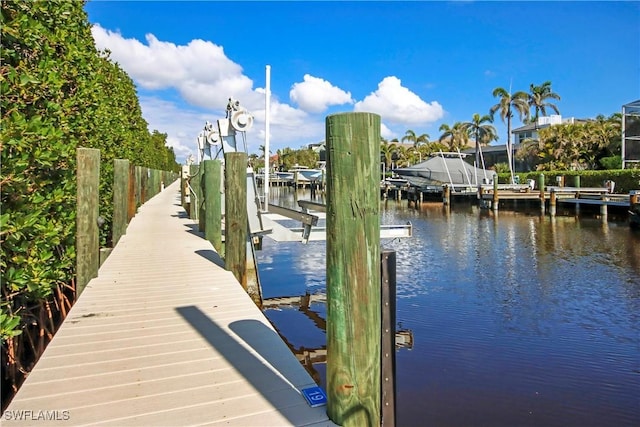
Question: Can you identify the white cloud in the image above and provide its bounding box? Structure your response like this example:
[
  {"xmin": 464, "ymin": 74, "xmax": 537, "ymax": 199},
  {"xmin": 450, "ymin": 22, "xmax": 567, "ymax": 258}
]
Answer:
[
  {"xmin": 90, "ymin": 25, "xmax": 325, "ymax": 161},
  {"xmin": 380, "ymin": 123, "xmax": 394, "ymax": 140},
  {"xmin": 92, "ymin": 26, "xmax": 254, "ymax": 109},
  {"xmin": 290, "ymin": 74, "xmax": 353, "ymax": 113},
  {"xmin": 354, "ymin": 76, "xmax": 444, "ymax": 125},
  {"xmin": 90, "ymin": 28, "xmax": 442, "ymax": 163},
  {"xmin": 139, "ymin": 97, "xmax": 207, "ymax": 162}
]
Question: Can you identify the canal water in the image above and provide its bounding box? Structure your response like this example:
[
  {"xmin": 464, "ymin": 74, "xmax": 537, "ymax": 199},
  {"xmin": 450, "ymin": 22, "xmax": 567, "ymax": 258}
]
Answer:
[{"xmin": 257, "ymin": 188, "xmax": 640, "ymax": 427}]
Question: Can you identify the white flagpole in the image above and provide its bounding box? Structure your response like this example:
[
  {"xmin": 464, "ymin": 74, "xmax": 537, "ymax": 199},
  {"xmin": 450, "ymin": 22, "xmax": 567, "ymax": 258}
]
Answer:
[{"xmin": 264, "ymin": 65, "xmax": 271, "ymax": 211}]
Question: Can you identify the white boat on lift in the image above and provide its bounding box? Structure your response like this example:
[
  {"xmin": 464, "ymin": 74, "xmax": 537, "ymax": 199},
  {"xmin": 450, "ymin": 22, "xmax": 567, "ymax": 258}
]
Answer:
[
  {"xmin": 393, "ymin": 151, "xmax": 496, "ymax": 191},
  {"xmin": 286, "ymin": 163, "xmax": 325, "ymax": 183}
]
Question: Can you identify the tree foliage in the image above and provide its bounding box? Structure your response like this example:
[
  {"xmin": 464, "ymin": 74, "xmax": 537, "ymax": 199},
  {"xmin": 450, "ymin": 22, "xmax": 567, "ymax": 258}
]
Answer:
[
  {"xmin": 438, "ymin": 122, "xmax": 470, "ymax": 151},
  {"xmin": 1, "ymin": 0, "xmax": 178, "ymax": 407},
  {"xmin": 461, "ymin": 113, "xmax": 497, "ymax": 167},
  {"xmin": 528, "ymin": 81, "xmax": 561, "ymax": 123},
  {"xmin": 401, "ymin": 129, "xmax": 430, "ymax": 147},
  {"xmin": 516, "ymin": 114, "xmax": 622, "ymax": 171},
  {"xmin": 275, "ymin": 147, "xmax": 320, "ymax": 170},
  {"xmin": 490, "ymin": 87, "xmax": 530, "ymax": 181}
]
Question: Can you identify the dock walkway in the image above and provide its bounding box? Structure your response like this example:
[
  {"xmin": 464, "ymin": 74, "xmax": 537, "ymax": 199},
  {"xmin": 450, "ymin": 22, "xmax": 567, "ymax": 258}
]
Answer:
[{"xmin": 4, "ymin": 181, "xmax": 333, "ymax": 426}]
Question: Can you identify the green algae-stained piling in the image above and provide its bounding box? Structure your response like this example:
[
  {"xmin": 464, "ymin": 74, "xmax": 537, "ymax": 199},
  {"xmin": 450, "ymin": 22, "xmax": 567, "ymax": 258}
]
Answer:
[
  {"xmin": 112, "ymin": 159, "xmax": 129, "ymax": 247},
  {"xmin": 189, "ymin": 164, "xmax": 199, "ymax": 221},
  {"xmin": 134, "ymin": 166, "xmax": 142, "ymax": 208},
  {"xmin": 140, "ymin": 166, "xmax": 148, "ymax": 204},
  {"xmin": 325, "ymin": 112, "xmax": 381, "ymax": 426},
  {"xmin": 204, "ymin": 160, "xmax": 223, "ymax": 253},
  {"xmin": 127, "ymin": 163, "xmax": 137, "ymax": 222},
  {"xmin": 76, "ymin": 148, "xmax": 100, "ymax": 296},
  {"xmin": 225, "ymin": 152, "xmax": 248, "ymax": 292}
]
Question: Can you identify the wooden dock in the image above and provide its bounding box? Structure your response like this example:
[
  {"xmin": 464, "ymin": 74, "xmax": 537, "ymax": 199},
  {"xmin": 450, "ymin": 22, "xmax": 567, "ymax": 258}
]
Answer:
[{"xmin": 3, "ymin": 181, "xmax": 334, "ymax": 426}]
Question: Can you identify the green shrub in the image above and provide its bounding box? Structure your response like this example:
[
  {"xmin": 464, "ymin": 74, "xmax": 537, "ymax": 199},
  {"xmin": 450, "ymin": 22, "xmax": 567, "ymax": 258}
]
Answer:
[{"xmin": 1, "ymin": 0, "xmax": 179, "ymax": 407}]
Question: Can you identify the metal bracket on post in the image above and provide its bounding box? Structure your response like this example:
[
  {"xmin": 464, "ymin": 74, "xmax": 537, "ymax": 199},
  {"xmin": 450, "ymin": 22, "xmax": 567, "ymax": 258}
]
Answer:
[{"xmin": 217, "ymin": 118, "xmax": 238, "ymax": 153}]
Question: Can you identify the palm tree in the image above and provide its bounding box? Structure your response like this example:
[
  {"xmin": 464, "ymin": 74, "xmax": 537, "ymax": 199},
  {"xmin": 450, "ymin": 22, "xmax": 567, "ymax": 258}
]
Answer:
[
  {"xmin": 393, "ymin": 145, "xmax": 412, "ymax": 167},
  {"xmin": 380, "ymin": 140, "xmax": 396, "ymax": 171},
  {"xmin": 461, "ymin": 113, "xmax": 497, "ymax": 169},
  {"xmin": 438, "ymin": 122, "xmax": 469, "ymax": 151},
  {"xmin": 528, "ymin": 81, "xmax": 561, "ymax": 124},
  {"xmin": 490, "ymin": 87, "xmax": 530, "ymax": 182},
  {"xmin": 402, "ymin": 129, "xmax": 430, "ymax": 147}
]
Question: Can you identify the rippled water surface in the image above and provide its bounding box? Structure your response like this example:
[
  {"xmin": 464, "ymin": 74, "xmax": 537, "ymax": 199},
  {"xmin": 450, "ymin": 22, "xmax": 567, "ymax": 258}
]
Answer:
[{"xmin": 257, "ymin": 189, "xmax": 640, "ymax": 427}]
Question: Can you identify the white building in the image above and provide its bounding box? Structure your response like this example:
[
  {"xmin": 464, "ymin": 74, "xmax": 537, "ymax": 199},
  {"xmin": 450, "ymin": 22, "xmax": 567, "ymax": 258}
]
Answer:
[{"xmin": 511, "ymin": 115, "xmax": 585, "ymax": 145}]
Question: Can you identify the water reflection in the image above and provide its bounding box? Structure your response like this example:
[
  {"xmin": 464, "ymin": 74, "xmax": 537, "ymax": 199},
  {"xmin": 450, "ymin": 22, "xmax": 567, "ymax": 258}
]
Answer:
[
  {"xmin": 257, "ymin": 188, "xmax": 640, "ymax": 427},
  {"xmin": 262, "ymin": 293, "xmax": 414, "ymax": 386}
]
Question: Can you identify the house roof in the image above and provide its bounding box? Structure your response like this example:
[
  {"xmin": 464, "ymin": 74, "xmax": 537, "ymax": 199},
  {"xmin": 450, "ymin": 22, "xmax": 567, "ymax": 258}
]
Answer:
[
  {"xmin": 623, "ymin": 100, "xmax": 640, "ymax": 114},
  {"xmin": 512, "ymin": 117, "xmax": 589, "ymax": 134},
  {"xmin": 511, "ymin": 123, "xmax": 540, "ymax": 133}
]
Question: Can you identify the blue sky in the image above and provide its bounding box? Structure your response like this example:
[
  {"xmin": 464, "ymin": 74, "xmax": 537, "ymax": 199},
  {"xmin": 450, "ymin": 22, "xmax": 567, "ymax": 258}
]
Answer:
[{"xmin": 85, "ymin": 1, "xmax": 640, "ymax": 163}]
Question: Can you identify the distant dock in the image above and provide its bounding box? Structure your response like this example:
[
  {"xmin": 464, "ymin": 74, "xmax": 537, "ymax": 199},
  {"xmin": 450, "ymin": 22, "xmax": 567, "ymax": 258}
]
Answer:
[{"xmin": 380, "ymin": 179, "xmax": 638, "ymax": 222}]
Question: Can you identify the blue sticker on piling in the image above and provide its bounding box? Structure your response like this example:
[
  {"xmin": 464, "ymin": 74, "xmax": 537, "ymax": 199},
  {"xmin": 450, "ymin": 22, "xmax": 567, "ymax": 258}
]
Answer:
[{"xmin": 302, "ymin": 386, "xmax": 328, "ymax": 407}]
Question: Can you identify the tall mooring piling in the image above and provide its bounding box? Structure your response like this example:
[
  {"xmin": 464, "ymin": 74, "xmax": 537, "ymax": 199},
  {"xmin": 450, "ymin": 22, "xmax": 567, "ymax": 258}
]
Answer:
[
  {"xmin": 224, "ymin": 152, "xmax": 248, "ymax": 292},
  {"xmin": 76, "ymin": 147, "xmax": 100, "ymax": 296},
  {"xmin": 203, "ymin": 159, "xmax": 223, "ymax": 254},
  {"xmin": 325, "ymin": 112, "xmax": 381, "ymax": 426}
]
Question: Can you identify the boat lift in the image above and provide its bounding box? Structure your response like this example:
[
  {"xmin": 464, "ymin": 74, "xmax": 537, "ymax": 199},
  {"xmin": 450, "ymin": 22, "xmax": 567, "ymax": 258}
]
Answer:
[
  {"xmin": 197, "ymin": 98, "xmax": 412, "ymax": 244},
  {"xmin": 194, "ymin": 98, "xmax": 412, "ymax": 302}
]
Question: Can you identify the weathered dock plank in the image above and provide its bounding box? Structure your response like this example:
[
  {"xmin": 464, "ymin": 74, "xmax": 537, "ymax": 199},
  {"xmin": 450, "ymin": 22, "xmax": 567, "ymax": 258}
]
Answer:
[{"xmin": 4, "ymin": 181, "xmax": 333, "ymax": 426}]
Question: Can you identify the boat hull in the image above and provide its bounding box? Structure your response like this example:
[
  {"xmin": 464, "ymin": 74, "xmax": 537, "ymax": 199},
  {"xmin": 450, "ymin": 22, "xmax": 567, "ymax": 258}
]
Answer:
[{"xmin": 394, "ymin": 155, "xmax": 496, "ymax": 189}]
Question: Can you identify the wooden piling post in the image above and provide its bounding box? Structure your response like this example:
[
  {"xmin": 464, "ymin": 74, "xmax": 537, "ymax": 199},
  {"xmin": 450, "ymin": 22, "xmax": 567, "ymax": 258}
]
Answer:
[
  {"xmin": 127, "ymin": 164, "xmax": 136, "ymax": 222},
  {"xmin": 148, "ymin": 169, "xmax": 155, "ymax": 199},
  {"xmin": 180, "ymin": 165, "xmax": 188, "ymax": 209},
  {"xmin": 76, "ymin": 148, "xmax": 100, "ymax": 296},
  {"xmin": 197, "ymin": 168, "xmax": 206, "ymax": 231},
  {"xmin": 140, "ymin": 167, "xmax": 148, "ymax": 204},
  {"xmin": 134, "ymin": 166, "xmax": 142, "ymax": 208},
  {"xmin": 189, "ymin": 164, "xmax": 199, "ymax": 221},
  {"xmin": 224, "ymin": 152, "xmax": 248, "ymax": 291},
  {"xmin": 443, "ymin": 185, "xmax": 451, "ymax": 211},
  {"xmin": 492, "ymin": 179, "xmax": 499, "ymax": 211},
  {"xmin": 113, "ymin": 159, "xmax": 129, "ymax": 247},
  {"xmin": 380, "ymin": 250, "xmax": 397, "ymax": 427},
  {"xmin": 574, "ymin": 175, "xmax": 581, "ymax": 215},
  {"xmin": 550, "ymin": 188, "xmax": 557, "ymax": 217},
  {"xmin": 325, "ymin": 112, "xmax": 381, "ymax": 426},
  {"xmin": 600, "ymin": 193, "xmax": 608, "ymax": 219},
  {"xmin": 538, "ymin": 173, "xmax": 545, "ymax": 214},
  {"xmin": 204, "ymin": 160, "xmax": 223, "ymax": 253}
]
